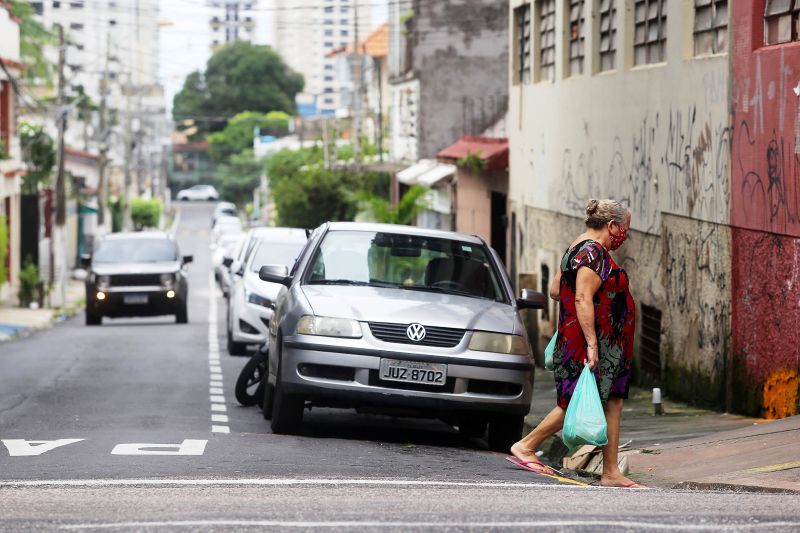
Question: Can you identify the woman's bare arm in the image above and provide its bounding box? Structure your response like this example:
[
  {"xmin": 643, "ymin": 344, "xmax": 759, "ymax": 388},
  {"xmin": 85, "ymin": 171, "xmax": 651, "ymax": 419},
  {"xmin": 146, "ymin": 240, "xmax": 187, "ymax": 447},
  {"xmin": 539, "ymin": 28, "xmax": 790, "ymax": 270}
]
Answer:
[
  {"xmin": 549, "ymin": 270, "xmax": 562, "ymax": 300},
  {"xmin": 575, "ymin": 267, "xmax": 602, "ymax": 368}
]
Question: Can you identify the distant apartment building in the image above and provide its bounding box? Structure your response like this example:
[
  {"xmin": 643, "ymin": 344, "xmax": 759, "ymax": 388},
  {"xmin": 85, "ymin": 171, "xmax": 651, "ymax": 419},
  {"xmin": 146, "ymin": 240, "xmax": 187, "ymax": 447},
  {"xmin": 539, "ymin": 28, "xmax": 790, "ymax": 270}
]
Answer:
[
  {"xmin": 209, "ymin": 0, "xmax": 259, "ymax": 49},
  {"xmin": 508, "ymin": 0, "xmax": 800, "ymax": 419},
  {"xmin": 272, "ymin": 0, "xmax": 373, "ymax": 116}
]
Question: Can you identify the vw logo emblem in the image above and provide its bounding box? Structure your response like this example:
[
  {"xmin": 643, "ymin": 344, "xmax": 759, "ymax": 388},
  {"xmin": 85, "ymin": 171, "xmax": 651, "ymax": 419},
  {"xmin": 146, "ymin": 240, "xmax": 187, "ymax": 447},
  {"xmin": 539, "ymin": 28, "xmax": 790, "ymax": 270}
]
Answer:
[{"xmin": 406, "ymin": 323, "xmax": 426, "ymax": 342}]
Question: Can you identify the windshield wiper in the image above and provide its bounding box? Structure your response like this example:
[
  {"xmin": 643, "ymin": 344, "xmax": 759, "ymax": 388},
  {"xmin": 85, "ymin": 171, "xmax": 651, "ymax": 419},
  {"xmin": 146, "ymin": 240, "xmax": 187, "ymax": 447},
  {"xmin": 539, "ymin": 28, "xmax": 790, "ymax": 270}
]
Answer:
[
  {"xmin": 402, "ymin": 285, "xmax": 487, "ymax": 299},
  {"xmin": 307, "ymin": 279, "xmax": 372, "ymax": 286}
]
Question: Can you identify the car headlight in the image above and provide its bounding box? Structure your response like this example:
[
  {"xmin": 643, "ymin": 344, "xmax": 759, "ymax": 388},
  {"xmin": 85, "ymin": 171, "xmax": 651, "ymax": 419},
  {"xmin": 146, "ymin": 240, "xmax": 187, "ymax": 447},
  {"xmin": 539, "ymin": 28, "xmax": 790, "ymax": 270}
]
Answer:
[
  {"xmin": 96, "ymin": 275, "xmax": 110, "ymax": 288},
  {"xmin": 160, "ymin": 273, "xmax": 175, "ymax": 288},
  {"xmin": 469, "ymin": 332, "xmax": 530, "ymax": 355},
  {"xmin": 246, "ymin": 288, "xmax": 273, "ymax": 309},
  {"xmin": 296, "ymin": 315, "xmax": 362, "ymax": 338}
]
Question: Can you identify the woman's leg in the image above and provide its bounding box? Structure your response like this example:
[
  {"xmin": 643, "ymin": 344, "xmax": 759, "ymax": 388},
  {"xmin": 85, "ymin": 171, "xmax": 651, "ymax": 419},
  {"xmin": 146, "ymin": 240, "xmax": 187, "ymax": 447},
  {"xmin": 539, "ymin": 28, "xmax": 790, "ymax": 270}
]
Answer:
[
  {"xmin": 510, "ymin": 405, "xmax": 565, "ymax": 462},
  {"xmin": 600, "ymin": 397, "xmax": 635, "ymax": 486}
]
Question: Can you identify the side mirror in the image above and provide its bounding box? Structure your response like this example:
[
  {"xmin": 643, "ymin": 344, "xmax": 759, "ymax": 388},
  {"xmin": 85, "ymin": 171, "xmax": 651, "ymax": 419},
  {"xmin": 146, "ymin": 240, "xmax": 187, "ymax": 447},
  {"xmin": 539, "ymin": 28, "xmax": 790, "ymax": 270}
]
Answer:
[
  {"xmin": 259, "ymin": 264, "xmax": 291, "ymax": 287},
  {"xmin": 182, "ymin": 255, "xmax": 194, "ymax": 265},
  {"xmin": 517, "ymin": 288, "xmax": 547, "ymax": 310},
  {"xmin": 222, "ymin": 256, "xmax": 234, "ymax": 268},
  {"xmin": 80, "ymin": 254, "xmax": 92, "ymax": 268}
]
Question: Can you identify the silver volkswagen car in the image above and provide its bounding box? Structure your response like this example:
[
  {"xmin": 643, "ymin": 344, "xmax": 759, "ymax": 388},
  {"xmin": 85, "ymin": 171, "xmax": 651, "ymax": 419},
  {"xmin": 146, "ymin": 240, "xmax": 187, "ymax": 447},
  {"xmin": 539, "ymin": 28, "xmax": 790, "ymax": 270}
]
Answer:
[{"xmin": 258, "ymin": 222, "xmax": 546, "ymax": 451}]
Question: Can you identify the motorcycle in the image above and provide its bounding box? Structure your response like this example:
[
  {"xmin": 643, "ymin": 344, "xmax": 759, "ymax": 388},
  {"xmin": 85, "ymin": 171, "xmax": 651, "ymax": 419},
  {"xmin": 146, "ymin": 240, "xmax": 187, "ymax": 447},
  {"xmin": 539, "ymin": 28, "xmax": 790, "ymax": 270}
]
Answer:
[{"xmin": 234, "ymin": 342, "xmax": 268, "ymax": 407}]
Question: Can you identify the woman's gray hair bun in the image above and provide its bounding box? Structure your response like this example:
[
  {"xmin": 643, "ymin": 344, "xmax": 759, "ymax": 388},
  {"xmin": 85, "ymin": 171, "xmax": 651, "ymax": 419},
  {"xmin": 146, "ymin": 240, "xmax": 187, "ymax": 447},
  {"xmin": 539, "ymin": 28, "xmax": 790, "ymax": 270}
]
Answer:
[{"xmin": 584, "ymin": 198, "xmax": 627, "ymax": 228}]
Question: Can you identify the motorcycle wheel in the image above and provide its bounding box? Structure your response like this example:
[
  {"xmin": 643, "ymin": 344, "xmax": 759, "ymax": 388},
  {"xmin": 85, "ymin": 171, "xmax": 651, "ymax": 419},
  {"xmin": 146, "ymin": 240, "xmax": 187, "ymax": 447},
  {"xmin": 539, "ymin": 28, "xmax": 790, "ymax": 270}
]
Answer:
[{"xmin": 235, "ymin": 351, "xmax": 267, "ymax": 407}]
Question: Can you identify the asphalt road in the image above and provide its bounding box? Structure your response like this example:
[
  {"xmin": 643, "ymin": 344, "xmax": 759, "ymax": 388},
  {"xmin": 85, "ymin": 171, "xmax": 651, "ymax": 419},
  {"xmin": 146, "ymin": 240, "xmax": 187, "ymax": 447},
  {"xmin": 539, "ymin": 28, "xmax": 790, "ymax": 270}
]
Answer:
[{"xmin": 0, "ymin": 203, "xmax": 797, "ymax": 532}]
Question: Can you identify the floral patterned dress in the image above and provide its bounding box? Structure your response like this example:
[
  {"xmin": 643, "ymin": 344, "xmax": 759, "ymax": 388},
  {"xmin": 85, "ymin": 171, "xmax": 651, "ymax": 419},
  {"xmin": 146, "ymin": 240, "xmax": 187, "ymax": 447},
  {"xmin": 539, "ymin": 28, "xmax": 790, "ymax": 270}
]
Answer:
[{"xmin": 553, "ymin": 239, "xmax": 635, "ymax": 409}]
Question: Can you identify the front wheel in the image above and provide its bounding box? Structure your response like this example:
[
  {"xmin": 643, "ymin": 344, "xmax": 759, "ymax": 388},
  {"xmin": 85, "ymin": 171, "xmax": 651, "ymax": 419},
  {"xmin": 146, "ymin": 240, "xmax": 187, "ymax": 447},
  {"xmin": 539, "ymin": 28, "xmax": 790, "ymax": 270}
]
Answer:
[
  {"xmin": 235, "ymin": 351, "xmax": 267, "ymax": 406},
  {"xmin": 175, "ymin": 301, "xmax": 188, "ymax": 324},
  {"xmin": 487, "ymin": 414, "xmax": 524, "ymax": 453},
  {"xmin": 85, "ymin": 306, "xmax": 102, "ymax": 326},
  {"xmin": 269, "ymin": 340, "xmax": 303, "ymax": 434}
]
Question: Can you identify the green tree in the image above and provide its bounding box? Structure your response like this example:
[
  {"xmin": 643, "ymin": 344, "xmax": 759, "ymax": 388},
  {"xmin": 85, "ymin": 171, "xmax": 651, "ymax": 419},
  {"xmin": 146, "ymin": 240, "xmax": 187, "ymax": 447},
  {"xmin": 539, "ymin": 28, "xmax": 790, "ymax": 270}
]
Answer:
[
  {"xmin": 20, "ymin": 122, "xmax": 55, "ymax": 194},
  {"xmin": 173, "ymin": 42, "xmax": 304, "ymax": 135},
  {"xmin": 208, "ymin": 111, "xmax": 292, "ymax": 163},
  {"xmin": 10, "ymin": 0, "xmax": 55, "ymax": 83},
  {"xmin": 358, "ymin": 185, "xmax": 429, "ymax": 225},
  {"xmin": 214, "ymin": 149, "xmax": 263, "ymax": 205},
  {"xmin": 271, "ymin": 167, "xmax": 362, "ymax": 228},
  {"xmin": 130, "ymin": 198, "xmax": 161, "ymax": 230}
]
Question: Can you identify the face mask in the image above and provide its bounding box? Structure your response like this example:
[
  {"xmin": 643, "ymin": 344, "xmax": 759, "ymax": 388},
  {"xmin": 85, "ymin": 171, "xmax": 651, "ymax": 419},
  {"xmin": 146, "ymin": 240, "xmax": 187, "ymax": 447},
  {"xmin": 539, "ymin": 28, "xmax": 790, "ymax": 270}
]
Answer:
[{"xmin": 607, "ymin": 224, "xmax": 628, "ymax": 251}]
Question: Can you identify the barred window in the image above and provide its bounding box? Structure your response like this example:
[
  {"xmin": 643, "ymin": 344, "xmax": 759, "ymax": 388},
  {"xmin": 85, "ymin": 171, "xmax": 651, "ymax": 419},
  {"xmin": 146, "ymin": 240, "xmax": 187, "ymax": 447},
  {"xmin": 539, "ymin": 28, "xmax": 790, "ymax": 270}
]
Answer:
[
  {"xmin": 694, "ymin": 0, "xmax": 728, "ymax": 55},
  {"xmin": 514, "ymin": 4, "xmax": 532, "ymax": 84},
  {"xmin": 568, "ymin": 0, "xmax": 586, "ymax": 76},
  {"xmin": 764, "ymin": 0, "xmax": 800, "ymax": 45},
  {"xmin": 633, "ymin": 0, "xmax": 667, "ymax": 65},
  {"xmin": 538, "ymin": 0, "xmax": 556, "ymax": 81},
  {"xmin": 598, "ymin": 0, "xmax": 617, "ymax": 71}
]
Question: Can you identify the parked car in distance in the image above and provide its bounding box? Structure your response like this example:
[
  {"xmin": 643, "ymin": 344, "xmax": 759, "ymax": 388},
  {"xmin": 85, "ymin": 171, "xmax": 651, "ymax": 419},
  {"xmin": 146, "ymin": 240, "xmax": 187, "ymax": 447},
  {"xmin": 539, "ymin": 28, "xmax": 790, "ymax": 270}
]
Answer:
[
  {"xmin": 212, "ymin": 202, "xmax": 237, "ymax": 227},
  {"xmin": 227, "ymin": 227, "xmax": 308, "ymax": 355},
  {"xmin": 83, "ymin": 232, "xmax": 192, "ymax": 325},
  {"xmin": 212, "ymin": 216, "xmax": 243, "ymax": 244},
  {"xmin": 259, "ymin": 222, "xmax": 547, "ymax": 452},
  {"xmin": 176, "ymin": 184, "xmax": 219, "ymax": 201},
  {"xmin": 213, "ymin": 233, "xmax": 246, "ymax": 295}
]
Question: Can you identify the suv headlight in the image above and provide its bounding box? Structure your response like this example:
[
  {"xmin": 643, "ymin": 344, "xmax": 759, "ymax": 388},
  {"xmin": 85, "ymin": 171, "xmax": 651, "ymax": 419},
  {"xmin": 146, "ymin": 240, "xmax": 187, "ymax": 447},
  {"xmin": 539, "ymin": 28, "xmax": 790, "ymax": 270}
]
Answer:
[
  {"xmin": 96, "ymin": 275, "xmax": 111, "ymax": 288},
  {"xmin": 246, "ymin": 288, "xmax": 273, "ymax": 309},
  {"xmin": 160, "ymin": 273, "xmax": 175, "ymax": 288},
  {"xmin": 296, "ymin": 315, "xmax": 362, "ymax": 338},
  {"xmin": 469, "ymin": 332, "xmax": 530, "ymax": 355}
]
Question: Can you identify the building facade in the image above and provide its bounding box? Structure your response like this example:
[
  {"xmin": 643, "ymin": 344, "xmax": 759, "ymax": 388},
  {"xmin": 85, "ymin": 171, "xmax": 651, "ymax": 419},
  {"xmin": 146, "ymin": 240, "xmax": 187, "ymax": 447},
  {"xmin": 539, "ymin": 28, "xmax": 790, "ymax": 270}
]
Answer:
[
  {"xmin": 388, "ymin": 0, "xmax": 510, "ymax": 163},
  {"xmin": 508, "ymin": 0, "xmax": 799, "ymax": 418},
  {"xmin": 0, "ymin": 2, "xmax": 23, "ymax": 303},
  {"xmin": 209, "ymin": 0, "xmax": 259, "ymax": 49},
  {"xmin": 272, "ymin": 0, "xmax": 374, "ymax": 116}
]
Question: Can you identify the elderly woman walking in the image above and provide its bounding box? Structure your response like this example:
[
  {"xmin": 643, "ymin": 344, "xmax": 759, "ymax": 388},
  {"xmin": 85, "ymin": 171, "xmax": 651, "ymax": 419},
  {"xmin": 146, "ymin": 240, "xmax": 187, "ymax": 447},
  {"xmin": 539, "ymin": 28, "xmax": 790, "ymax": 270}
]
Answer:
[{"xmin": 508, "ymin": 198, "xmax": 640, "ymax": 488}]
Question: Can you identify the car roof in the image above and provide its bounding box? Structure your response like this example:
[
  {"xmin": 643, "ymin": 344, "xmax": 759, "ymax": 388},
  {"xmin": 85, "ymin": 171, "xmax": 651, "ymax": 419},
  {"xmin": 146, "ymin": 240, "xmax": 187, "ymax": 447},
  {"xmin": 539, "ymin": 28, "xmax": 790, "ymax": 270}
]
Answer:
[
  {"xmin": 215, "ymin": 202, "xmax": 236, "ymax": 210},
  {"xmin": 103, "ymin": 231, "xmax": 173, "ymax": 241},
  {"xmin": 325, "ymin": 222, "xmax": 485, "ymax": 245},
  {"xmin": 250, "ymin": 226, "xmax": 307, "ymax": 242}
]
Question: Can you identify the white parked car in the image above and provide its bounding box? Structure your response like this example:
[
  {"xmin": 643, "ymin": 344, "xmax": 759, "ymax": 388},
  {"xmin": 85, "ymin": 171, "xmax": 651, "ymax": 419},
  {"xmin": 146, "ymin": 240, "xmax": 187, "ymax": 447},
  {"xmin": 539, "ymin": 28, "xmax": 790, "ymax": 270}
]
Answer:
[
  {"xmin": 212, "ymin": 202, "xmax": 237, "ymax": 227},
  {"xmin": 213, "ymin": 233, "xmax": 246, "ymax": 295},
  {"xmin": 212, "ymin": 216, "xmax": 243, "ymax": 244},
  {"xmin": 226, "ymin": 227, "xmax": 308, "ymax": 355},
  {"xmin": 176, "ymin": 184, "xmax": 219, "ymax": 201}
]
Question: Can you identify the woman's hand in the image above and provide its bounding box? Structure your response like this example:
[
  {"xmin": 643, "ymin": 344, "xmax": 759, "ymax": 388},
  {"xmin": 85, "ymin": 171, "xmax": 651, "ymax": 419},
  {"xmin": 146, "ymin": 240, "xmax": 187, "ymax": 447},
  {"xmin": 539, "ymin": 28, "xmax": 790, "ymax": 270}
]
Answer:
[{"xmin": 585, "ymin": 344, "xmax": 599, "ymax": 370}]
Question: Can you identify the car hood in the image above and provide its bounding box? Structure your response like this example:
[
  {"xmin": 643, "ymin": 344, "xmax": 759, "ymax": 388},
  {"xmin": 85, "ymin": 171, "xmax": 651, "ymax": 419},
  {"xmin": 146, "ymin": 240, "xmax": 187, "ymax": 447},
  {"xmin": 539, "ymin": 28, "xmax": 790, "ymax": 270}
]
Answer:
[
  {"xmin": 244, "ymin": 271, "xmax": 283, "ymax": 300},
  {"xmin": 301, "ymin": 285, "xmax": 518, "ymax": 334},
  {"xmin": 92, "ymin": 261, "xmax": 181, "ymax": 275}
]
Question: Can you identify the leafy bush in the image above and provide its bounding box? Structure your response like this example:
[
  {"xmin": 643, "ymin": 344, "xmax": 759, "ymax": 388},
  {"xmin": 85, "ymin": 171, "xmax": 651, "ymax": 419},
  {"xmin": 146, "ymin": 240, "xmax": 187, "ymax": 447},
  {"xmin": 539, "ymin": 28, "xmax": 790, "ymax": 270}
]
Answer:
[
  {"xmin": 214, "ymin": 149, "xmax": 263, "ymax": 205},
  {"xmin": 130, "ymin": 198, "xmax": 162, "ymax": 230},
  {"xmin": 358, "ymin": 184, "xmax": 429, "ymax": 225},
  {"xmin": 0, "ymin": 215, "xmax": 7, "ymax": 284},
  {"xmin": 18, "ymin": 257, "xmax": 41, "ymax": 307}
]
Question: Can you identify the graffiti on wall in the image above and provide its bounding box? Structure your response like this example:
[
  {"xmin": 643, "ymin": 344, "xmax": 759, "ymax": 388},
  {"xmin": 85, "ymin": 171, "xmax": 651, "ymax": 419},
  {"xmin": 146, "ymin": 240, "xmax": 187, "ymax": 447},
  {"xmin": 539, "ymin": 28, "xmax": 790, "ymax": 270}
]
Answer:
[{"xmin": 557, "ymin": 107, "xmax": 731, "ymax": 234}]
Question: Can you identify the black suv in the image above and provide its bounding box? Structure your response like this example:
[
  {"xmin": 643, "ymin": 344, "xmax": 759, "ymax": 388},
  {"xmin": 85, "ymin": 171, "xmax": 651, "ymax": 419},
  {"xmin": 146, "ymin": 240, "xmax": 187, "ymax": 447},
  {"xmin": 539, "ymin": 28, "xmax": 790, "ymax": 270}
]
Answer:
[{"xmin": 83, "ymin": 232, "xmax": 192, "ymax": 325}]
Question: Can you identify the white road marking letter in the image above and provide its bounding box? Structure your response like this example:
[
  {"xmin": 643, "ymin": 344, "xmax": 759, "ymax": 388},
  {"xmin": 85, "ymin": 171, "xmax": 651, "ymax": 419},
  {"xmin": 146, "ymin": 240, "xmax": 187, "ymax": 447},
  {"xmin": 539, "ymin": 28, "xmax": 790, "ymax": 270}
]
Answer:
[
  {"xmin": 110, "ymin": 439, "xmax": 207, "ymax": 456},
  {"xmin": 1, "ymin": 439, "xmax": 84, "ymax": 456}
]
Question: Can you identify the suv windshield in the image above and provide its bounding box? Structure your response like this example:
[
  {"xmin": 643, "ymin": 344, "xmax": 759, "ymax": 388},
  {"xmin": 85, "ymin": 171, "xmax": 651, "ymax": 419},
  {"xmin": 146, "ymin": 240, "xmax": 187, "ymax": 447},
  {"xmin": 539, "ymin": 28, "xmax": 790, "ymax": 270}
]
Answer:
[
  {"xmin": 249, "ymin": 240, "xmax": 306, "ymax": 272},
  {"xmin": 94, "ymin": 239, "xmax": 178, "ymax": 263},
  {"xmin": 306, "ymin": 230, "xmax": 505, "ymax": 302}
]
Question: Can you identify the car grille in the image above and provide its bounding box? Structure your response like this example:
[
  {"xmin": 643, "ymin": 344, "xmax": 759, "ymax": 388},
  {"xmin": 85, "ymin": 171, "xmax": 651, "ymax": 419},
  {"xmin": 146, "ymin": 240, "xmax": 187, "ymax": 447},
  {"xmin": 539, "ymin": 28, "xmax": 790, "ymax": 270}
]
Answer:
[
  {"xmin": 109, "ymin": 274, "xmax": 162, "ymax": 286},
  {"xmin": 368, "ymin": 322, "xmax": 465, "ymax": 348}
]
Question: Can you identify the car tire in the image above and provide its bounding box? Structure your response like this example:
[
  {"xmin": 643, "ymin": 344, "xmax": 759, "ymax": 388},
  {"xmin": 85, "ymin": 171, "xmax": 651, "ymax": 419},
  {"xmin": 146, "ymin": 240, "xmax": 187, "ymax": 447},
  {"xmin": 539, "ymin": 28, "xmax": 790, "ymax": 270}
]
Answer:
[
  {"xmin": 270, "ymin": 339, "xmax": 303, "ymax": 434},
  {"xmin": 261, "ymin": 373, "xmax": 274, "ymax": 420},
  {"xmin": 487, "ymin": 414, "xmax": 524, "ymax": 453},
  {"xmin": 227, "ymin": 326, "xmax": 248, "ymax": 356},
  {"xmin": 85, "ymin": 306, "xmax": 102, "ymax": 326},
  {"xmin": 175, "ymin": 300, "xmax": 188, "ymax": 324},
  {"xmin": 207, "ymin": 196, "xmax": 215, "ymax": 201},
  {"xmin": 235, "ymin": 351, "xmax": 266, "ymax": 407}
]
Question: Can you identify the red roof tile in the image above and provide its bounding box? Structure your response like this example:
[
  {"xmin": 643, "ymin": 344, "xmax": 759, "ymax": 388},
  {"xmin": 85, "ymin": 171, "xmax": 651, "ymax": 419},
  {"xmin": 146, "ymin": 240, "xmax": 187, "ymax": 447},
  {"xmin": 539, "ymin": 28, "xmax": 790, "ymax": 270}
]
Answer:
[{"xmin": 438, "ymin": 136, "xmax": 509, "ymax": 170}]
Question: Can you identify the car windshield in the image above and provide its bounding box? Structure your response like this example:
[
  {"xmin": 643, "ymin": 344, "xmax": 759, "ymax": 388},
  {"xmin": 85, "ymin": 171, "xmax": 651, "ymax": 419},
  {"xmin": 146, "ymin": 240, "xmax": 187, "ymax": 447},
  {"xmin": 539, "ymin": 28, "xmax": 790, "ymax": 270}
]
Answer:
[
  {"xmin": 305, "ymin": 230, "xmax": 505, "ymax": 302},
  {"xmin": 93, "ymin": 238, "xmax": 178, "ymax": 263},
  {"xmin": 249, "ymin": 240, "xmax": 306, "ymax": 272}
]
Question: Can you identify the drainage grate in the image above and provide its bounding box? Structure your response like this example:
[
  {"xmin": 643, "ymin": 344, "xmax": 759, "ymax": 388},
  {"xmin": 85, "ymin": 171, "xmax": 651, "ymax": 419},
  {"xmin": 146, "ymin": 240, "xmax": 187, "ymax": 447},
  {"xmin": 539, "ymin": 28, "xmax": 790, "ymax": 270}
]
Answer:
[{"xmin": 639, "ymin": 304, "xmax": 662, "ymax": 378}]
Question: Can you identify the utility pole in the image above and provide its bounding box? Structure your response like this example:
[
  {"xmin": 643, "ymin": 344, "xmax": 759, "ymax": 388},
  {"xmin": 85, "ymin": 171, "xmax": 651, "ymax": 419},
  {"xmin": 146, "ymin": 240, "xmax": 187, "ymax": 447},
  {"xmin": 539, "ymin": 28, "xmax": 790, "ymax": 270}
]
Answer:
[
  {"xmin": 351, "ymin": 1, "xmax": 362, "ymax": 164},
  {"xmin": 323, "ymin": 117, "xmax": 330, "ymax": 170},
  {"xmin": 51, "ymin": 23, "xmax": 68, "ymax": 306},
  {"xmin": 122, "ymin": 73, "xmax": 133, "ymax": 231},
  {"xmin": 96, "ymin": 30, "xmax": 111, "ymax": 228}
]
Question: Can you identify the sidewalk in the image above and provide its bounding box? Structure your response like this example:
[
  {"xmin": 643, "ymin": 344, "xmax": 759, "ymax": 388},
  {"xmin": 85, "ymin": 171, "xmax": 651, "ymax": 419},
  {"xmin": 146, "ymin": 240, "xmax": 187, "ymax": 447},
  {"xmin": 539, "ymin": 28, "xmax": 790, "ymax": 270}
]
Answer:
[
  {"xmin": 527, "ymin": 368, "xmax": 799, "ymax": 492},
  {"xmin": 0, "ymin": 279, "xmax": 85, "ymax": 342}
]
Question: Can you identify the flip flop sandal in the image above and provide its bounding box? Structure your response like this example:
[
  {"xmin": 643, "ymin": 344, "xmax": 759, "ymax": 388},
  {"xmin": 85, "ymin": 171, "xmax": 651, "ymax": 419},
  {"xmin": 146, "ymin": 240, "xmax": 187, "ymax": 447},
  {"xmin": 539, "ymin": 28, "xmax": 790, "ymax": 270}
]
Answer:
[{"xmin": 505, "ymin": 456, "xmax": 559, "ymax": 476}]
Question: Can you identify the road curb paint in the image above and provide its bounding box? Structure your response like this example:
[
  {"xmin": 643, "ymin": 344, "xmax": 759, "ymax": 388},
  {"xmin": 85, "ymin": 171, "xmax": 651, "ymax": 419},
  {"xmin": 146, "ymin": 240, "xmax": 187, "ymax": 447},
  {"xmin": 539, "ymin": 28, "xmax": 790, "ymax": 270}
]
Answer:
[{"xmin": 208, "ymin": 271, "xmax": 229, "ymax": 434}]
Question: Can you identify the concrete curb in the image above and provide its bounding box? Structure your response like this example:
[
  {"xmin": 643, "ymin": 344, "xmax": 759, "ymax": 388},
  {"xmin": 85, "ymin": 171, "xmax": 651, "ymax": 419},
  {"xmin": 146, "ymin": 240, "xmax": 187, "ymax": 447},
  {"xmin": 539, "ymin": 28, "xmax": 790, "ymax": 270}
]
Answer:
[
  {"xmin": 169, "ymin": 207, "xmax": 182, "ymax": 237},
  {"xmin": 672, "ymin": 481, "xmax": 800, "ymax": 494}
]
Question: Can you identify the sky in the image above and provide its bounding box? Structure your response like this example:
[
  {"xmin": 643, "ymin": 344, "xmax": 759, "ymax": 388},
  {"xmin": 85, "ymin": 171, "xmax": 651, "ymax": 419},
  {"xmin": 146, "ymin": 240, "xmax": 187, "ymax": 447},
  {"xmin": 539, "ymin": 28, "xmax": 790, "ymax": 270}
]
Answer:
[{"xmin": 158, "ymin": 0, "xmax": 388, "ymax": 118}]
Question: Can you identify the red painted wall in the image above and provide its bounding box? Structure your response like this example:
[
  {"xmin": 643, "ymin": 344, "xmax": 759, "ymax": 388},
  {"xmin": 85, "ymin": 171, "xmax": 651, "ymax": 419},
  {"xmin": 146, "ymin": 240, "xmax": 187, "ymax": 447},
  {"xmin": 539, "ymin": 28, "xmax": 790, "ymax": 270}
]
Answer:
[{"xmin": 731, "ymin": 1, "xmax": 800, "ymax": 417}]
